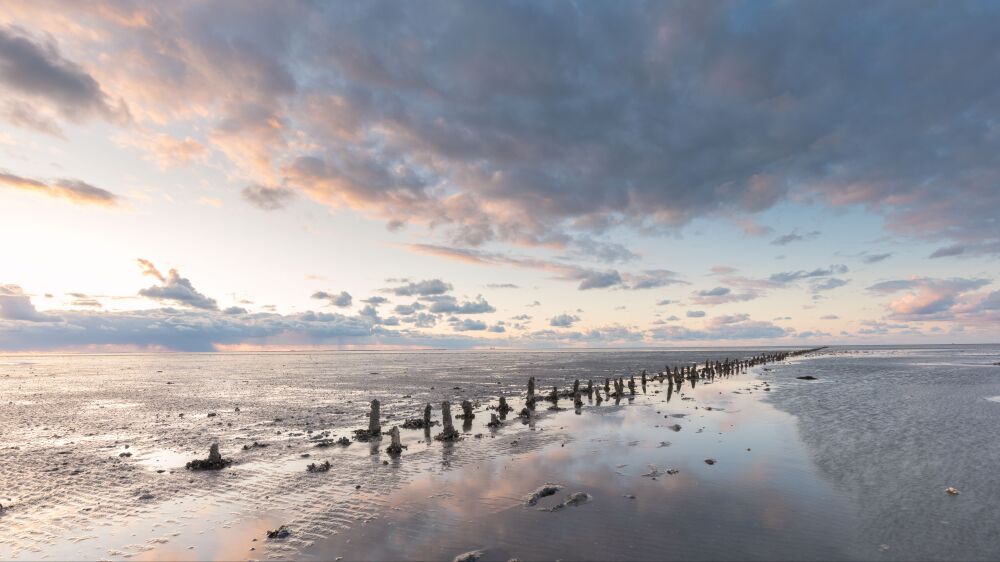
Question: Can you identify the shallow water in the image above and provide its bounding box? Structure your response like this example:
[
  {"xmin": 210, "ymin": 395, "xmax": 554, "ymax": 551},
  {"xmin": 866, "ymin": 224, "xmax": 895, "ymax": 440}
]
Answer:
[
  {"xmin": 0, "ymin": 346, "xmax": 996, "ymax": 560},
  {"xmin": 765, "ymin": 345, "xmax": 1000, "ymax": 561}
]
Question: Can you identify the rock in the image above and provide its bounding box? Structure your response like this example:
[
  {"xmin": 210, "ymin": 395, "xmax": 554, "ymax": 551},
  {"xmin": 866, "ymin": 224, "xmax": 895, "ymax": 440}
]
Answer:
[
  {"xmin": 453, "ymin": 550, "xmax": 485, "ymax": 562},
  {"xmin": 186, "ymin": 443, "xmax": 232, "ymax": 470},
  {"xmin": 945, "ymin": 487, "xmax": 960, "ymax": 495},
  {"xmin": 704, "ymin": 458, "xmax": 716, "ymax": 465},
  {"xmin": 487, "ymin": 413, "xmax": 501, "ymax": 428},
  {"xmin": 307, "ymin": 460, "xmax": 331, "ymax": 473},
  {"xmin": 668, "ymin": 424, "xmax": 682, "ymax": 432},
  {"xmin": 266, "ymin": 525, "xmax": 291, "ymax": 539},
  {"xmin": 541, "ymin": 492, "xmax": 592, "ymax": 512},
  {"xmin": 524, "ymin": 483, "xmax": 563, "ymax": 506},
  {"xmin": 796, "ymin": 375, "xmax": 818, "ymax": 380}
]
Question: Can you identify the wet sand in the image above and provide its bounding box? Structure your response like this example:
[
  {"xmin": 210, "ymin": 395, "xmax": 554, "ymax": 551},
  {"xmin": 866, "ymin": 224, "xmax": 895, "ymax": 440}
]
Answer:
[{"xmin": 3, "ymin": 347, "xmax": 996, "ymax": 560}]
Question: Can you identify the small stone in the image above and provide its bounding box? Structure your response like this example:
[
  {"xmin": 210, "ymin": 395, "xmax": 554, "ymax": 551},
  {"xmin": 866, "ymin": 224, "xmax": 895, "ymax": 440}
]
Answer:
[
  {"xmin": 266, "ymin": 525, "xmax": 291, "ymax": 539},
  {"xmin": 945, "ymin": 487, "xmax": 960, "ymax": 496}
]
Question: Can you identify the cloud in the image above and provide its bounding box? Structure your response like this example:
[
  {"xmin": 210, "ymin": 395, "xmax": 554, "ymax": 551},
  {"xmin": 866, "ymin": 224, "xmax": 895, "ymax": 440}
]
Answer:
[
  {"xmin": 686, "ymin": 310, "xmax": 706, "ymax": 318},
  {"xmin": 120, "ymin": 131, "xmax": 207, "ymax": 169},
  {"xmin": 4, "ymin": 4, "xmax": 1000, "ymax": 257},
  {"xmin": 0, "ymin": 170, "xmax": 120, "ymax": 207},
  {"xmin": 577, "ymin": 270, "xmax": 621, "ymax": 290},
  {"xmin": 312, "ymin": 290, "xmax": 353, "ymax": 308},
  {"xmin": 710, "ymin": 266, "xmax": 737, "ymax": 276},
  {"xmin": 389, "ymin": 278, "xmax": 453, "ymax": 297},
  {"xmin": 694, "ymin": 286, "xmax": 728, "ymax": 299},
  {"xmin": 771, "ymin": 230, "xmax": 821, "ymax": 246},
  {"xmin": 768, "ymin": 265, "xmax": 849, "ymax": 285},
  {"xmin": 862, "ymin": 252, "xmax": 892, "ymax": 264},
  {"xmin": 452, "ymin": 318, "xmax": 487, "ymax": 332},
  {"xmin": 656, "ymin": 299, "xmax": 674, "ymax": 306},
  {"xmin": 136, "ymin": 259, "xmax": 218, "ymax": 310},
  {"xmin": 423, "ymin": 295, "xmax": 495, "ymax": 314},
  {"xmin": 863, "ymin": 277, "xmax": 1000, "ymax": 330},
  {"xmin": 0, "ymin": 25, "xmax": 127, "ymax": 132},
  {"xmin": 929, "ymin": 244, "xmax": 966, "ymax": 259},
  {"xmin": 734, "ymin": 218, "xmax": 773, "ymax": 238},
  {"xmin": 241, "ymin": 184, "xmax": 295, "ymax": 210},
  {"xmin": 392, "ymin": 302, "xmax": 424, "ymax": 315},
  {"xmin": 549, "ymin": 314, "xmax": 580, "ymax": 327},
  {"xmin": 689, "ymin": 286, "xmax": 760, "ymax": 306},
  {"xmin": 0, "ymin": 285, "xmax": 60, "ymax": 322},
  {"xmin": 486, "ymin": 283, "xmax": 519, "ymax": 289},
  {"xmin": 0, "ymin": 304, "xmax": 379, "ymax": 352},
  {"xmin": 820, "ymin": 314, "xmax": 840, "ymax": 320},
  {"xmin": 811, "ymin": 278, "xmax": 849, "ymax": 292},
  {"xmin": 408, "ymin": 244, "xmax": 684, "ymax": 291},
  {"xmin": 650, "ymin": 318, "xmax": 788, "ymax": 341}
]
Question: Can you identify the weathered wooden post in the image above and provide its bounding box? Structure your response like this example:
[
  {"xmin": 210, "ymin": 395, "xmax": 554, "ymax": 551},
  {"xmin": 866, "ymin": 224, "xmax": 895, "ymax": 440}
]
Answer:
[
  {"xmin": 386, "ymin": 426, "xmax": 403, "ymax": 456},
  {"xmin": 435, "ymin": 401, "xmax": 459, "ymax": 441},
  {"xmin": 368, "ymin": 399, "xmax": 381, "ymax": 436}
]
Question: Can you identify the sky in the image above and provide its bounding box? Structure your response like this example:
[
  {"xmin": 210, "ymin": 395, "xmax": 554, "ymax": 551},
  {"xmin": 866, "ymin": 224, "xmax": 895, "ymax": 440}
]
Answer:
[{"xmin": 1, "ymin": 1, "xmax": 998, "ymax": 352}]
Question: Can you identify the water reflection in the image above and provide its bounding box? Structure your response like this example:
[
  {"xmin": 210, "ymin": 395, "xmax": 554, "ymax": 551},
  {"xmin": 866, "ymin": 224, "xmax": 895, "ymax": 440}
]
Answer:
[{"xmin": 305, "ymin": 372, "xmax": 854, "ymax": 561}]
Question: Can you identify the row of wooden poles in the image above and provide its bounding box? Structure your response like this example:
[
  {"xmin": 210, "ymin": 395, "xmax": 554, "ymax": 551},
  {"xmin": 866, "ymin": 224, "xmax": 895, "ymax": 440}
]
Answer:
[{"xmin": 361, "ymin": 348, "xmax": 824, "ymax": 457}]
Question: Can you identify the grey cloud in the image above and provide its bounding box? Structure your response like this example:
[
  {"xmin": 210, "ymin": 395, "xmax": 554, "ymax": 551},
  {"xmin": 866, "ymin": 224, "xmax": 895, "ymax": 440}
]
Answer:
[
  {"xmin": 577, "ymin": 270, "xmax": 621, "ymax": 290},
  {"xmin": 862, "ymin": 252, "xmax": 892, "ymax": 264},
  {"xmin": 241, "ymin": 184, "xmax": 295, "ymax": 210},
  {"xmin": 12, "ymin": 3, "xmax": 1000, "ymax": 256},
  {"xmin": 0, "ymin": 305, "xmax": 377, "ymax": 352},
  {"xmin": 0, "ymin": 25, "xmax": 125, "ymax": 126},
  {"xmin": 408, "ymin": 244, "xmax": 683, "ymax": 291},
  {"xmin": 0, "ymin": 285, "xmax": 60, "ymax": 322},
  {"xmin": 452, "ymin": 318, "xmax": 487, "ymax": 332},
  {"xmin": 400, "ymin": 312, "xmax": 438, "ymax": 328},
  {"xmin": 0, "ymin": 171, "xmax": 120, "ymax": 207},
  {"xmin": 768, "ymin": 265, "xmax": 848, "ymax": 285},
  {"xmin": 812, "ymin": 278, "xmax": 849, "ymax": 292},
  {"xmin": 697, "ymin": 287, "xmax": 730, "ymax": 297},
  {"xmin": 393, "ymin": 302, "xmax": 424, "ymax": 315},
  {"xmin": 686, "ymin": 310, "xmax": 705, "ymax": 318},
  {"xmin": 390, "ymin": 279, "xmax": 452, "ymax": 296},
  {"xmin": 424, "ymin": 295, "xmax": 495, "ymax": 314},
  {"xmin": 312, "ymin": 290, "xmax": 352, "ymax": 308},
  {"xmin": 549, "ymin": 314, "xmax": 580, "ymax": 327},
  {"xmin": 136, "ymin": 260, "xmax": 218, "ymax": 310},
  {"xmin": 771, "ymin": 230, "xmax": 821, "ymax": 246},
  {"xmin": 929, "ymin": 245, "xmax": 965, "ymax": 259}
]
